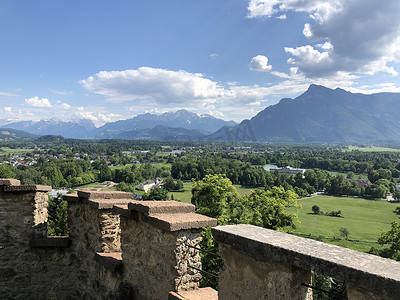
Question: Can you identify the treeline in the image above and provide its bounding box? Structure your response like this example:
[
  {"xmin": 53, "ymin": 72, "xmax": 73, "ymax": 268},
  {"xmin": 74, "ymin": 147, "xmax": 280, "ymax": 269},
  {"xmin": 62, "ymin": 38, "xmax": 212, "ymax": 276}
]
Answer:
[
  {"xmin": 170, "ymin": 156, "xmax": 397, "ymax": 199},
  {"xmin": 0, "ymin": 159, "xmax": 170, "ymax": 189}
]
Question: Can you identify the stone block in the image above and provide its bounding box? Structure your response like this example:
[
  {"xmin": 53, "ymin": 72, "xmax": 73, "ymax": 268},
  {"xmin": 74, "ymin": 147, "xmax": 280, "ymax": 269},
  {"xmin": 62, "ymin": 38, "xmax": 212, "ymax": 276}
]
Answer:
[
  {"xmin": 112, "ymin": 204, "xmax": 132, "ymax": 218},
  {"xmin": 77, "ymin": 190, "xmax": 132, "ymax": 200},
  {"xmin": 168, "ymin": 287, "xmax": 218, "ymax": 300},
  {"xmin": 63, "ymin": 193, "xmax": 79, "ymax": 203},
  {"xmin": 0, "ymin": 178, "xmax": 21, "ymax": 186},
  {"xmin": 145, "ymin": 213, "xmax": 217, "ymax": 231},
  {"xmin": 87, "ymin": 198, "xmax": 134, "ymax": 210},
  {"xmin": 129, "ymin": 201, "xmax": 195, "ymax": 216},
  {"xmin": 29, "ymin": 237, "xmax": 69, "ymax": 248},
  {"xmin": 213, "ymin": 224, "xmax": 400, "ymax": 300},
  {"xmin": 94, "ymin": 252, "xmax": 123, "ymax": 272},
  {"xmin": 4, "ymin": 185, "xmax": 52, "ymax": 192}
]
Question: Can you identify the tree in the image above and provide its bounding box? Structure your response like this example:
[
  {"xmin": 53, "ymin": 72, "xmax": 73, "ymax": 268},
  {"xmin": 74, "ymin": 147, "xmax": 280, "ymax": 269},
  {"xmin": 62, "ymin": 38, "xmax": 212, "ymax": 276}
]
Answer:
[
  {"xmin": 142, "ymin": 188, "xmax": 169, "ymax": 201},
  {"xmin": 0, "ymin": 164, "xmax": 15, "ymax": 178},
  {"xmin": 47, "ymin": 194, "xmax": 68, "ymax": 236},
  {"xmin": 163, "ymin": 176, "xmax": 176, "ymax": 191},
  {"xmin": 377, "ymin": 221, "xmax": 400, "ymax": 261},
  {"xmin": 312, "ymin": 205, "xmax": 320, "ymax": 215},
  {"xmin": 175, "ymin": 179, "xmax": 184, "ymax": 191},
  {"xmin": 191, "ymin": 174, "xmax": 239, "ymax": 221},
  {"xmin": 339, "ymin": 227, "xmax": 349, "ymax": 240},
  {"xmin": 243, "ymin": 187, "xmax": 300, "ymax": 230}
]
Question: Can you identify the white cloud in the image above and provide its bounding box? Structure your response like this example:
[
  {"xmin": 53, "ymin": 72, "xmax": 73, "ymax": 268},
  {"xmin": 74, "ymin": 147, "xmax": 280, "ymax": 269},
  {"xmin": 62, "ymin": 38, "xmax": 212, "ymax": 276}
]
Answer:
[
  {"xmin": 247, "ymin": 0, "xmax": 400, "ymax": 78},
  {"xmin": 0, "ymin": 91, "xmax": 18, "ymax": 97},
  {"xmin": 209, "ymin": 53, "xmax": 219, "ymax": 59},
  {"xmin": 97, "ymin": 113, "xmax": 122, "ymax": 123},
  {"xmin": 25, "ymin": 96, "xmax": 52, "ymax": 107},
  {"xmin": 50, "ymin": 89, "xmax": 72, "ymax": 95},
  {"xmin": 277, "ymin": 14, "xmax": 286, "ymax": 19},
  {"xmin": 75, "ymin": 111, "xmax": 98, "ymax": 122},
  {"xmin": 249, "ymin": 55, "xmax": 273, "ymax": 72},
  {"xmin": 4, "ymin": 107, "xmax": 12, "ymax": 112},
  {"xmin": 60, "ymin": 103, "xmax": 71, "ymax": 110},
  {"xmin": 80, "ymin": 67, "xmax": 227, "ymax": 104}
]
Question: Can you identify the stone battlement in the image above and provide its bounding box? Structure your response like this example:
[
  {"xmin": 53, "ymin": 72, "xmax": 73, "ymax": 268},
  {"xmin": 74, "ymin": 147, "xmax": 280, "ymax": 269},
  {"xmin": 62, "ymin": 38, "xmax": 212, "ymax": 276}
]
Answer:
[{"xmin": 1, "ymin": 178, "xmax": 400, "ymax": 299}]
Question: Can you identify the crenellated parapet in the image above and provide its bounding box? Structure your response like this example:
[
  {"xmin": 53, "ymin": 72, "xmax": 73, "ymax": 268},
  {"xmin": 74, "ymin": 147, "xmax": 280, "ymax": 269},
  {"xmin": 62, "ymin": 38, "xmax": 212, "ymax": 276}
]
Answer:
[
  {"xmin": 212, "ymin": 224, "xmax": 400, "ymax": 300},
  {"xmin": 3, "ymin": 177, "xmax": 399, "ymax": 299}
]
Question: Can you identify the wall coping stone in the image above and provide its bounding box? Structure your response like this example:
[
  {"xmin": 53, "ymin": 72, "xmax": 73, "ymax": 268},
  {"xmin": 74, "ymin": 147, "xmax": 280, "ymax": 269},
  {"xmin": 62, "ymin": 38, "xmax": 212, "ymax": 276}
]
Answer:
[
  {"xmin": 129, "ymin": 201, "xmax": 195, "ymax": 216},
  {"xmin": 29, "ymin": 237, "xmax": 69, "ymax": 248},
  {"xmin": 77, "ymin": 190, "xmax": 132, "ymax": 200},
  {"xmin": 4, "ymin": 184, "xmax": 52, "ymax": 192},
  {"xmin": 0, "ymin": 178, "xmax": 21, "ymax": 186},
  {"xmin": 63, "ymin": 194, "xmax": 79, "ymax": 202},
  {"xmin": 144, "ymin": 213, "xmax": 217, "ymax": 232},
  {"xmin": 212, "ymin": 224, "xmax": 400, "ymax": 299},
  {"xmin": 87, "ymin": 198, "xmax": 135, "ymax": 210},
  {"xmin": 168, "ymin": 287, "xmax": 218, "ymax": 300},
  {"xmin": 94, "ymin": 252, "xmax": 123, "ymax": 272},
  {"xmin": 112, "ymin": 204, "xmax": 132, "ymax": 218}
]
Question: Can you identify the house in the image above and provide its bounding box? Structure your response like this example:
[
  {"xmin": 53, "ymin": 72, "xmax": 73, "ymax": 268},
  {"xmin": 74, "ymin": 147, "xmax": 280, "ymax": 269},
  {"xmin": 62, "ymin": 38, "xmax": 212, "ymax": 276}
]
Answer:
[
  {"xmin": 137, "ymin": 177, "xmax": 163, "ymax": 192},
  {"xmin": 269, "ymin": 166, "xmax": 306, "ymax": 175}
]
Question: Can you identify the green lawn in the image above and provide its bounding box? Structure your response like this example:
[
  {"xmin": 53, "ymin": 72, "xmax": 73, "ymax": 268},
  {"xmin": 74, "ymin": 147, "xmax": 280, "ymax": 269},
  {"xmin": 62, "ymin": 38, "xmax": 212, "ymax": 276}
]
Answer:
[
  {"xmin": 169, "ymin": 181, "xmax": 256, "ymax": 203},
  {"xmin": 285, "ymin": 195, "xmax": 400, "ymax": 252},
  {"xmin": 0, "ymin": 147, "xmax": 35, "ymax": 154},
  {"xmin": 347, "ymin": 145, "xmax": 400, "ymax": 152}
]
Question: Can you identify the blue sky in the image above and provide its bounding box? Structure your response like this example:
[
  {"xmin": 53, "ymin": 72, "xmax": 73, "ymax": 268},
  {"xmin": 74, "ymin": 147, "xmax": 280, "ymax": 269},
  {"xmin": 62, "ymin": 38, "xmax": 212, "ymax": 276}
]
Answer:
[{"xmin": 1, "ymin": 0, "xmax": 400, "ymax": 126}]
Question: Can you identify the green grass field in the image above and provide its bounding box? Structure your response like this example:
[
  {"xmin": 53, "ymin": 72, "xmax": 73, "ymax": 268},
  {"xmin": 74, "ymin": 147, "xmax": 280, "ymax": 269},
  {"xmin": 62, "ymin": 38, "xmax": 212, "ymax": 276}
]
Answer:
[
  {"xmin": 169, "ymin": 181, "xmax": 256, "ymax": 203},
  {"xmin": 285, "ymin": 195, "xmax": 400, "ymax": 252},
  {"xmin": 0, "ymin": 147, "xmax": 35, "ymax": 154},
  {"xmin": 347, "ymin": 145, "xmax": 400, "ymax": 152}
]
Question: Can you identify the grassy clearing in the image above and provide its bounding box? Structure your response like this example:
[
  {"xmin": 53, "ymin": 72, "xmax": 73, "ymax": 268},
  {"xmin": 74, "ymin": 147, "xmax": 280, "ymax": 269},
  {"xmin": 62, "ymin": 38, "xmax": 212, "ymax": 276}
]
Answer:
[
  {"xmin": 0, "ymin": 147, "xmax": 35, "ymax": 154},
  {"xmin": 169, "ymin": 181, "xmax": 256, "ymax": 203},
  {"xmin": 285, "ymin": 195, "xmax": 399, "ymax": 252},
  {"xmin": 347, "ymin": 145, "xmax": 400, "ymax": 152}
]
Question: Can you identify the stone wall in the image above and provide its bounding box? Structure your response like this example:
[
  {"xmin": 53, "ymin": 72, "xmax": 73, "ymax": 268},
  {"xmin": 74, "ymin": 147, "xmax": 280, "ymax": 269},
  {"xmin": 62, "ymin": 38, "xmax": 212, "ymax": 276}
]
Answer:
[
  {"xmin": 121, "ymin": 215, "xmax": 203, "ymax": 299},
  {"xmin": 218, "ymin": 244, "xmax": 312, "ymax": 300},
  {"xmin": 0, "ymin": 179, "xmax": 78, "ymax": 299},
  {"xmin": 212, "ymin": 224, "xmax": 400, "ymax": 300},
  {"xmin": 0, "ymin": 179, "xmax": 217, "ymax": 299}
]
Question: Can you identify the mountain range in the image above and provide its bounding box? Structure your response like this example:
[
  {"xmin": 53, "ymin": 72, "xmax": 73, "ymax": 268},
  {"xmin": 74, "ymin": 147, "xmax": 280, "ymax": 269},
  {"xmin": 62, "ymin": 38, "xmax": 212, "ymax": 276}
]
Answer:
[
  {"xmin": 94, "ymin": 109, "xmax": 236, "ymax": 138},
  {"xmin": 0, "ymin": 110, "xmax": 234, "ymax": 140},
  {"xmin": 207, "ymin": 84, "xmax": 400, "ymax": 143},
  {"xmin": 3, "ymin": 85, "xmax": 400, "ymax": 143}
]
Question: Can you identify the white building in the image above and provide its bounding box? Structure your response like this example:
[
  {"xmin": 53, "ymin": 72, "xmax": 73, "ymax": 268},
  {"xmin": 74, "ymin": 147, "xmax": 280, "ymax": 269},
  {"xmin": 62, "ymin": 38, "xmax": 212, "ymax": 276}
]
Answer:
[{"xmin": 269, "ymin": 166, "xmax": 306, "ymax": 176}]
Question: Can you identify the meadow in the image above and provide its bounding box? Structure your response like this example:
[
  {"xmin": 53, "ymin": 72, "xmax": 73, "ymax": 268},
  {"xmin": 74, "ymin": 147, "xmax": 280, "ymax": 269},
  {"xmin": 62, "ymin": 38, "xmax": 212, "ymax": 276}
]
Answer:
[
  {"xmin": 170, "ymin": 181, "xmax": 255, "ymax": 203},
  {"xmin": 285, "ymin": 195, "xmax": 400, "ymax": 252},
  {"xmin": 347, "ymin": 145, "xmax": 400, "ymax": 152}
]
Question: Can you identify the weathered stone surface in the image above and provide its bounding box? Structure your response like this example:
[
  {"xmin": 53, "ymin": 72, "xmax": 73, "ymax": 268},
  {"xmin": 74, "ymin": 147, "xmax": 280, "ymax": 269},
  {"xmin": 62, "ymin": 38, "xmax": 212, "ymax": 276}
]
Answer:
[
  {"xmin": 213, "ymin": 224, "xmax": 400, "ymax": 300},
  {"xmin": 121, "ymin": 216, "xmax": 203, "ymax": 299},
  {"xmin": 77, "ymin": 190, "xmax": 132, "ymax": 200},
  {"xmin": 129, "ymin": 200, "xmax": 195, "ymax": 215},
  {"xmin": 4, "ymin": 184, "xmax": 52, "ymax": 192},
  {"xmin": 0, "ymin": 178, "xmax": 21, "ymax": 186},
  {"xmin": 95, "ymin": 252, "xmax": 123, "ymax": 272},
  {"xmin": 145, "ymin": 213, "xmax": 217, "ymax": 231},
  {"xmin": 29, "ymin": 236, "xmax": 69, "ymax": 247},
  {"xmin": 218, "ymin": 244, "xmax": 312, "ymax": 300},
  {"xmin": 0, "ymin": 185, "xmax": 82, "ymax": 299},
  {"xmin": 63, "ymin": 193, "xmax": 79, "ymax": 202},
  {"xmin": 168, "ymin": 287, "xmax": 218, "ymax": 300},
  {"xmin": 112, "ymin": 204, "xmax": 132, "ymax": 218},
  {"xmin": 87, "ymin": 198, "xmax": 134, "ymax": 209}
]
